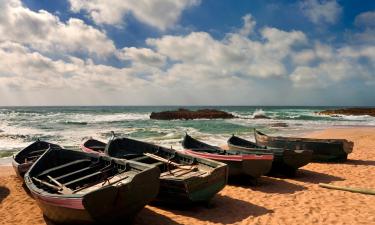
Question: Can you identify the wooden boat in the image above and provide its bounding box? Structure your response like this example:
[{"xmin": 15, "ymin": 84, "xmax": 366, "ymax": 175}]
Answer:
[
  {"xmin": 12, "ymin": 140, "xmax": 61, "ymax": 178},
  {"xmin": 80, "ymin": 138, "xmax": 106, "ymax": 155},
  {"xmin": 24, "ymin": 147, "xmax": 160, "ymax": 224},
  {"xmin": 84, "ymin": 137, "xmax": 228, "ymax": 205},
  {"xmin": 254, "ymin": 129, "xmax": 354, "ymax": 162},
  {"xmin": 227, "ymin": 135, "xmax": 313, "ymax": 176},
  {"xmin": 181, "ymin": 134, "xmax": 274, "ymax": 178}
]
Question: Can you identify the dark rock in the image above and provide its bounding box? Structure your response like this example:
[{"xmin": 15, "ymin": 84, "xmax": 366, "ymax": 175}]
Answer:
[
  {"xmin": 317, "ymin": 108, "xmax": 375, "ymax": 117},
  {"xmin": 271, "ymin": 122, "xmax": 288, "ymax": 127},
  {"xmin": 253, "ymin": 114, "xmax": 271, "ymax": 119},
  {"xmin": 150, "ymin": 108, "xmax": 235, "ymax": 120}
]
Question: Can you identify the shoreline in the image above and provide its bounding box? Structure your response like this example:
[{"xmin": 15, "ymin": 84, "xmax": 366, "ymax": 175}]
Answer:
[{"xmin": 1, "ymin": 127, "xmax": 375, "ymax": 224}]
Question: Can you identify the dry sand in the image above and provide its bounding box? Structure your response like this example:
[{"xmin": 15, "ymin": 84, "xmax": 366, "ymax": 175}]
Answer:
[{"xmin": 1, "ymin": 127, "xmax": 375, "ymax": 225}]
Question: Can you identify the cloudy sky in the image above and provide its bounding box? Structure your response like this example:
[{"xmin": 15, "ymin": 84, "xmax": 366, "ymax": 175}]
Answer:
[{"xmin": 0, "ymin": 0, "xmax": 374, "ymax": 106}]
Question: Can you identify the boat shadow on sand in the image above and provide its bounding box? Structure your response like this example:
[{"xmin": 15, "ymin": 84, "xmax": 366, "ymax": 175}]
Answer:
[
  {"xmin": 154, "ymin": 194, "xmax": 272, "ymax": 224},
  {"xmin": 341, "ymin": 159, "xmax": 375, "ymax": 166},
  {"xmin": 248, "ymin": 176, "xmax": 307, "ymax": 194},
  {"xmin": 0, "ymin": 186, "xmax": 10, "ymax": 203},
  {"xmin": 291, "ymin": 169, "xmax": 344, "ymax": 184},
  {"xmin": 42, "ymin": 206, "xmax": 184, "ymax": 225}
]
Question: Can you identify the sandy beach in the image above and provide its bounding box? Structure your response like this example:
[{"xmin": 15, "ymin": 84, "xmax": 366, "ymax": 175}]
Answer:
[{"xmin": 1, "ymin": 127, "xmax": 374, "ymax": 225}]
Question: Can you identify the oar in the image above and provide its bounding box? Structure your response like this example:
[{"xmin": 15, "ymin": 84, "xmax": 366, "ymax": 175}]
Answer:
[
  {"xmin": 143, "ymin": 153, "xmax": 196, "ymax": 170},
  {"xmin": 319, "ymin": 183, "xmax": 375, "ymax": 195},
  {"xmin": 47, "ymin": 175, "xmax": 72, "ymax": 194}
]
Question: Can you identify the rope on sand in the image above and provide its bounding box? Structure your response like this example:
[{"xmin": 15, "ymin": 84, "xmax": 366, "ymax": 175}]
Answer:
[{"xmin": 319, "ymin": 183, "xmax": 375, "ymax": 195}]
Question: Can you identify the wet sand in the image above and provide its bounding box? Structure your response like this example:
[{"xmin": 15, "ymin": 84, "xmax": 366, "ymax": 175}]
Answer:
[{"xmin": 1, "ymin": 127, "xmax": 375, "ymax": 225}]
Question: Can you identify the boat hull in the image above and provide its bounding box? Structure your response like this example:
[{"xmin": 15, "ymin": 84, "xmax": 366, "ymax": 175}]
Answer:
[
  {"xmin": 157, "ymin": 165, "xmax": 228, "ymax": 204},
  {"xmin": 254, "ymin": 130, "xmax": 353, "ymax": 162},
  {"xmin": 88, "ymin": 137, "xmax": 228, "ymax": 205},
  {"xmin": 25, "ymin": 148, "xmax": 160, "ymax": 224},
  {"xmin": 183, "ymin": 149, "xmax": 273, "ymax": 178},
  {"xmin": 227, "ymin": 140, "xmax": 313, "ymax": 176},
  {"xmin": 12, "ymin": 141, "xmax": 61, "ymax": 179}
]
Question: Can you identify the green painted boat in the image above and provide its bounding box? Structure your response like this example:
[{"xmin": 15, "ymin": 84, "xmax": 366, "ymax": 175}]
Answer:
[
  {"xmin": 182, "ymin": 134, "xmax": 274, "ymax": 179},
  {"xmin": 254, "ymin": 129, "xmax": 353, "ymax": 162},
  {"xmin": 25, "ymin": 147, "xmax": 160, "ymax": 224},
  {"xmin": 104, "ymin": 137, "xmax": 228, "ymax": 205},
  {"xmin": 227, "ymin": 135, "xmax": 313, "ymax": 176}
]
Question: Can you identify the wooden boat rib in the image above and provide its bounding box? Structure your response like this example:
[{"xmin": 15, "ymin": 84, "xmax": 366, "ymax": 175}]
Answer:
[
  {"xmin": 181, "ymin": 134, "xmax": 274, "ymax": 178},
  {"xmin": 83, "ymin": 137, "xmax": 228, "ymax": 205},
  {"xmin": 227, "ymin": 135, "xmax": 313, "ymax": 176},
  {"xmin": 12, "ymin": 140, "xmax": 62, "ymax": 178},
  {"xmin": 25, "ymin": 147, "xmax": 160, "ymax": 224},
  {"xmin": 254, "ymin": 129, "xmax": 353, "ymax": 162}
]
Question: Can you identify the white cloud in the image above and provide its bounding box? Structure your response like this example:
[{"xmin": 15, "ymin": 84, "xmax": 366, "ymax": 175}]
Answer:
[
  {"xmin": 300, "ymin": 0, "xmax": 342, "ymax": 24},
  {"xmin": 355, "ymin": 11, "xmax": 375, "ymax": 28},
  {"xmin": 291, "ymin": 44, "xmax": 375, "ymax": 88},
  {"xmin": 238, "ymin": 14, "xmax": 256, "ymax": 36},
  {"xmin": 0, "ymin": 0, "xmax": 115, "ymax": 57},
  {"xmin": 147, "ymin": 25, "xmax": 306, "ymax": 79},
  {"xmin": 353, "ymin": 11, "xmax": 375, "ymax": 44},
  {"xmin": 0, "ymin": 7, "xmax": 374, "ymax": 105},
  {"xmin": 68, "ymin": 0, "xmax": 201, "ymax": 30},
  {"xmin": 116, "ymin": 47, "xmax": 167, "ymax": 68}
]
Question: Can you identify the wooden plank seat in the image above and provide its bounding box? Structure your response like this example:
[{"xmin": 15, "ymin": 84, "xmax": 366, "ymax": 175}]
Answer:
[
  {"xmin": 152, "ymin": 162, "xmax": 164, "ymax": 167},
  {"xmin": 73, "ymin": 172, "xmax": 132, "ymax": 194},
  {"xmin": 64, "ymin": 171, "xmax": 102, "ymax": 187},
  {"xmin": 63, "ymin": 166, "xmax": 114, "ymax": 187},
  {"xmin": 36, "ymin": 159, "xmax": 91, "ymax": 178},
  {"xmin": 53, "ymin": 163, "xmax": 102, "ymax": 181},
  {"xmin": 131, "ymin": 155, "xmax": 149, "ymax": 161}
]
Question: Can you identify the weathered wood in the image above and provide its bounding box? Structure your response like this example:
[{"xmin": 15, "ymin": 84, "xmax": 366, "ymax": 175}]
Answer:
[
  {"xmin": 319, "ymin": 183, "xmax": 375, "ymax": 195},
  {"xmin": 143, "ymin": 153, "xmax": 196, "ymax": 170}
]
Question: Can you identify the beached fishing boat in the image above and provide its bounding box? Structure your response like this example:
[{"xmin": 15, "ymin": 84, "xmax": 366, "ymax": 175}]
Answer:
[
  {"xmin": 12, "ymin": 140, "xmax": 61, "ymax": 178},
  {"xmin": 80, "ymin": 138, "xmax": 106, "ymax": 155},
  {"xmin": 254, "ymin": 129, "xmax": 353, "ymax": 162},
  {"xmin": 227, "ymin": 135, "xmax": 312, "ymax": 175},
  {"xmin": 83, "ymin": 137, "xmax": 228, "ymax": 205},
  {"xmin": 24, "ymin": 147, "xmax": 160, "ymax": 224},
  {"xmin": 181, "ymin": 134, "xmax": 274, "ymax": 178}
]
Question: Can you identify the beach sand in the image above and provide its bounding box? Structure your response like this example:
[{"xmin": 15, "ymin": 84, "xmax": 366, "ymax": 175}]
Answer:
[{"xmin": 1, "ymin": 127, "xmax": 374, "ymax": 225}]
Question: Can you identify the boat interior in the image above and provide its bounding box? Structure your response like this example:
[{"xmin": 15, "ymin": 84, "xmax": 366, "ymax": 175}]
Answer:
[
  {"xmin": 30, "ymin": 153, "xmax": 136, "ymax": 195},
  {"xmin": 15, "ymin": 141, "xmax": 53, "ymax": 164},
  {"xmin": 107, "ymin": 138, "xmax": 210, "ymax": 179}
]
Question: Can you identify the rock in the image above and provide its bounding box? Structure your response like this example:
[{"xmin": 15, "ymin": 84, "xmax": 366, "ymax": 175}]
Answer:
[
  {"xmin": 150, "ymin": 108, "xmax": 235, "ymax": 120},
  {"xmin": 317, "ymin": 108, "xmax": 375, "ymax": 117},
  {"xmin": 271, "ymin": 122, "xmax": 288, "ymax": 127},
  {"xmin": 253, "ymin": 114, "xmax": 271, "ymax": 119}
]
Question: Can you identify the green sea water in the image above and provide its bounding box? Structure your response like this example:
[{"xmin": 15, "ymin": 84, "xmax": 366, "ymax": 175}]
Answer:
[{"xmin": 0, "ymin": 106, "xmax": 374, "ymax": 158}]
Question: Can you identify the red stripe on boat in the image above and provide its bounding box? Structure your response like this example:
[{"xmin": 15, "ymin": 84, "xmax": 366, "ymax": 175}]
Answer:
[
  {"xmin": 183, "ymin": 149, "xmax": 273, "ymax": 161},
  {"xmin": 80, "ymin": 144, "xmax": 105, "ymax": 156}
]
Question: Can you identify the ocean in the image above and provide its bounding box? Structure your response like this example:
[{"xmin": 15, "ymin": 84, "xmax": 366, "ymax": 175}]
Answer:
[{"xmin": 1, "ymin": 106, "xmax": 374, "ymax": 159}]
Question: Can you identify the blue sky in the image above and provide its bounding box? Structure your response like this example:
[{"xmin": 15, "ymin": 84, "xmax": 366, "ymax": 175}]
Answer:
[{"xmin": 0, "ymin": 0, "xmax": 374, "ymax": 105}]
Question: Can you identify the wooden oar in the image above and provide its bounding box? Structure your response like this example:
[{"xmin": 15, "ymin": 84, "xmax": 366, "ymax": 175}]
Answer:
[
  {"xmin": 143, "ymin": 153, "xmax": 196, "ymax": 170},
  {"xmin": 319, "ymin": 183, "xmax": 375, "ymax": 195},
  {"xmin": 33, "ymin": 177, "xmax": 71, "ymax": 194}
]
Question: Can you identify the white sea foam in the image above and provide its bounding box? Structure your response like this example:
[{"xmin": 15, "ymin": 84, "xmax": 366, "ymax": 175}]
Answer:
[{"xmin": 62, "ymin": 113, "xmax": 149, "ymax": 124}]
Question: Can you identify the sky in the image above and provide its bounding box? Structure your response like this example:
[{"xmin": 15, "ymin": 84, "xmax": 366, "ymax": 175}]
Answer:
[{"xmin": 0, "ymin": 0, "xmax": 374, "ymax": 106}]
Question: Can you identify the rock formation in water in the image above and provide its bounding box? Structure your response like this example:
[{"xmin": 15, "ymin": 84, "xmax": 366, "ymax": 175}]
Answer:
[
  {"xmin": 150, "ymin": 108, "xmax": 235, "ymax": 120},
  {"xmin": 318, "ymin": 108, "xmax": 375, "ymax": 117}
]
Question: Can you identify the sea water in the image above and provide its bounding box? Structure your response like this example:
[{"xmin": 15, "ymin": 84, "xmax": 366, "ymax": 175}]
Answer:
[{"xmin": 1, "ymin": 106, "xmax": 374, "ymax": 160}]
